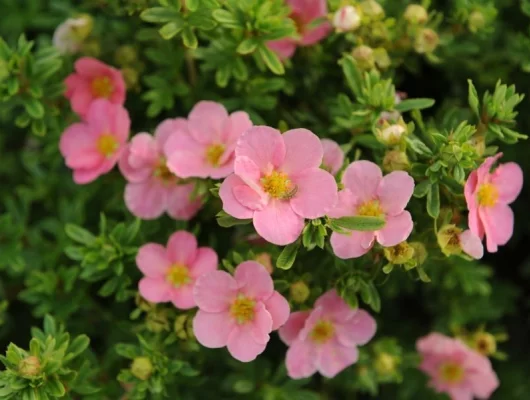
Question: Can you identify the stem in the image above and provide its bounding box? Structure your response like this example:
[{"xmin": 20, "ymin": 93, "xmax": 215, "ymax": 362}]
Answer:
[{"xmin": 185, "ymin": 49, "xmax": 197, "ymax": 87}]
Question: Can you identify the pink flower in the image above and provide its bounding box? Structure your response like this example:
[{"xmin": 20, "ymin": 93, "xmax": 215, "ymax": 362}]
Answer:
[
  {"xmin": 267, "ymin": 0, "xmax": 331, "ymax": 59},
  {"xmin": 464, "ymin": 153, "xmax": 523, "ymax": 253},
  {"xmin": 329, "ymin": 161, "xmax": 414, "ymax": 259},
  {"xmin": 193, "ymin": 261, "xmax": 290, "ymax": 362},
  {"xmin": 65, "ymin": 57, "xmax": 126, "ymax": 118},
  {"xmin": 321, "ymin": 138, "xmax": 344, "ymax": 175},
  {"xmin": 459, "ymin": 229, "xmax": 484, "ymax": 259},
  {"xmin": 165, "ymin": 101, "xmax": 253, "ymax": 179},
  {"xmin": 219, "ymin": 126, "xmax": 338, "ymax": 245},
  {"xmin": 59, "ymin": 99, "xmax": 130, "ymax": 184},
  {"xmin": 279, "ymin": 289, "xmax": 376, "ymax": 379},
  {"xmin": 417, "ymin": 333, "xmax": 499, "ymax": 400},
  {"xmin": 137, "ymin": 231, "xmax": 218, "ymax": 309},
  {"xmin": 119, "ymin": 119, "xmax": 202, "ymax": 220}
]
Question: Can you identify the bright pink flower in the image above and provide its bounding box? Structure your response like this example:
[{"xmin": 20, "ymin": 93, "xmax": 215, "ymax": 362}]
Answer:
[
  {"xmin": 219, "ymin": 126, "xmax": 338, "ymax": 245},
  {"xmin": 65, "ymin": 57, "xmax": 126, "ymax": 118},
  {"xmin": 193, "ymin": 261, "xmax": 290, "ymax": 362},
  {"xmin": 464, "ymin": 153, "xmax": 523, "ymax": 253},
  {"xmin": 459, "ymin": 229, "xmax": 484, "ymax": 259},
  {"xmin": 267, "ymin": 0, "xmax": 331, "ymax": 59},
  {"xmin": 59, "ymin": 99, "xmax": 130, "ymax": 184},
  {"xmin": 321, "ymin": 138, "xmax": 344, "ymax": 175},
  {"xmin": 329, "ymin": 161, "xmax": 415, "ymax": 259},
  {"xmin": 279, "ymin": 289, "xmax": 376, "ymax": 379},
  {"xmin": 165, "ymin": 101, "xmax": 252, "ymax": 179},
  {"xmin": 417, "ymin": 333, "xmax": 499, "ymax": 400},
  {"xmin": 137, "ymin": 231, "xmax": 218, "ymax": 309},
  {"xmin": 119, "ymin": 119, "xmax": 202, "ymax": 220}
]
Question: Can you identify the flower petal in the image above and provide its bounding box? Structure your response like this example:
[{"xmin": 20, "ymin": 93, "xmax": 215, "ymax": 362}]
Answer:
[
  {"xmin": 193, "ymin": 310, "xmax": 234, "ymax": 348},
  {"xmin": 321, "ymin": 138, "xmax": 344, "ymax": 175},
  {"xmin": 170, "ymin": 285, "xmax": 196, "ymax": 310},
  {"xmin": 342, "ymin": 161, "xmax": 382, "ymax": 202},
  {"xmin": 290, "ymin": 168, "xmax": 338, "ymax": 219},
  {"xmin": 234, "ymin": 261, "xmax": 274, "ymax": 300},
  {"xmin": 253, "ymin": 200, "xmax": 305, "ymax": 246},
  {"xmin": 491, "ymin": 162, "xmax": 523, "ymax": 204},
  {"xmin": 249, "ymin": 303, "xmax": 273, "ymax": 345},
  {"xmin": 138, "ymin": 277, "xmax": 172, "ymax": 303},
  {"xmin": 281, "ymin": 129, "xmax": 323, "ymax": 174},
  {"xmin": 316, "ymin": 340, "xmax": 359, "ymax": 378},
  {"xmin": 222, "ymin": 111, "xmax": 253, "ymax": 144},
  {"xmin": 219, "ymin": 174, "xmax": 254, "ymax": 219},
  {"xmin": 301, "ymin": 22, "xmax": 331, "ymax": 46},
  {"xmin": 326, "ymin": 189, "xmax": 357, "ymax": 218},
  {"xmin": 279, "ymin": 311, "xmax": 311, "ymax": 345},
  {"xmin": 166, "ymin": 231, "xmax": 198, "ymax": 265},
  {"xmin": 314, "ymin": 289, "xmax": 354, "ymax": 321},
  {"xmin": 136, "ymin": 243, "xmax": 170, "ymax": 278},
  {"xmin": 227, "ymin": 326, "xmax": 268, "ymax": 362},
  {"xmin": 330, "ymin": 231, "xmax": 374, "ymax": 259},
  {"xmin": 154, "ymin": 118, "xmax": 187, "ymax": 149},
  {"xmin": 267, "ymin": 39, "xmax": 297, "ymax": 59},
  {"xmin": 193, "ymin": 270, "xmax": 238, "ymax": 312},
  {"xmin": 285, "ymin": 339, "xmax": 317, "ymax": 379},
  {"xmin": 481, "ymin": 204, "xmax": 514, "ymax": 253},
  {"xmin": 335, "ymin": 309, "xmax": 376, "ymax": 347},
  {"xmin": 459, "ymin": 230, "xmax": 484, "ymax": 259},
  {"xmin": 166, "ymin": 183, "xmax": 202, "ymax": 221},
  {"xmin": 235, "ymin": 126, "xmax": 286, "ymax": 173},
  {"xmin": 376, "ymin": 211, "xmax": 413, "ymax": 247},
  {"xmin": 124, "ymin": 180, "xmax": 167, "ymax": 220},
  {"xmin": 188, "ymin": 101, "xmax": 229, "ymax": 144},
  {"xmin": 377, "ymin": 171, "xmax": 414, "ymax": 216},
  {"xmin": 189, "ymin": 247, "xmax": 218, "ymax": 278},
  {"xmin": 264, "ymin": 291, "xmax": 290, "ymax": 330},
  {"xmin": 233, "ymin": 185, "xmax": 266, "ymax": 211}
]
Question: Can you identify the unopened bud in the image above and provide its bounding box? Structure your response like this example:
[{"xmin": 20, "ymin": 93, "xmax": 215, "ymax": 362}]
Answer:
[
  {"xmin": 135, "ymin": 292, "xmax": 154, "ymax": 312},
  {"xmin": 373, "ymin": 47, "xmax": 391, "ymax": 69},
  {"xmin": 375, "ymin": 352, "xmax": 396, "ymax": 375},
  {"xmin": 115, "ymin": 45, "xmax": 138, "ymax": 66},
  {"xmin": 360, "ymin": 0, "xmax": 385, "ymax": 20},
  {"xmin": 384, "ymin": 242, "xmax": 415, "ymax": 265},
  {"xmin": 333, "ymin": 6, "xmax": 361, "ymax": 32},
  {"xmin": 383, "ymin": 150, "xmax": 410, "ymax": 172},
  {"xmin": 352, "ymin": 45, "xmax": 375, "ymax": 70},
  {"xmin": 469, "ymin": 134, "xmax": 486, "ymax": 156},
  {"xmin": 121, "ymin": 67, "xmax": 139, "ymax": 90},
  {"xmin": 375, "ymin": 118, "xmax": 407, "ymax": 146},
  {"xmin": 414, "ymin": 28, "xmax": 439, "ymax": 54},
  {"xmin": 131, "ymin": 357, "xmax": 153, "ymax": 381},
  {"xmin": 18, "ymin": 356, "xmax": 41, "ymax": 377},
  {"xmin": 255, "ymin": 253, "xmax": 273, "ymax": 274},
  {"xmin": 409, "ymin": 242, "xmax": 428, "ymax": 266},
  {"xmin": 404, "ymin": 5, "xmax": 429, "ymax": 24},
  {"xmin": 468, "ymin": 10, "xmax": 486, "ymax": 33},
  {"xmin": 174, "ymin": 314, "xmax": 194, "ymax": 340},
  {"xmin": 472, "ymin": 332, "xmax": 497, "ymax": 356},
  {"xmin": 290, "ymin": 281, "xmax": 310, "ymax": 303},
  {"xmin": 146, "ymin": 308, "xmax": 170, "ymax": 333},
  {"xmin": 82, "ymin": 39, "xmax": 101, "ymax": 57},
  {"xmin": 52, "ymin": 14, "xmax": 94, "ymax": 55},
  {"xmin": 437, "ymin": 224, "xmax": 462, "ymax": 256}
]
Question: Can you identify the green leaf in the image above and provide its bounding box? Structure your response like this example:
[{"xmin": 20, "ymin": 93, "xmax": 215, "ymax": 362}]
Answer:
[
  {"xmin": 330, "ymin": 216, "xmax": 386, "ymax": 231},
  {"xmin": 43, "ymin": 314, "xmax": 57, "ymax": 335},
  {"xmin": 395, "ymin": 98, "xmax": 435, "ymax": 112},
  {"xmin": 468, "ymin": 79, "xmax": 480, "ymax": 116},
  {"xmin": 141, "ymin": 7, "xmax": 180, "ymax": 23},
  {"xmin": 65, "ymin": 224, "xmax": 97, "ymax": 246},
  {"xmin": 340, "ymin": 55, "xmax": 362, "ymax": 98},
  {"xmin": 212, "ymin": 9, "xmax": 239, "ymax": 28},
  {"xmin": 258, "ymin": 45, "xmax": 284, "ymax": 75},
  {"xmin": 159, "ymin": 21, "xmax": 183, "ymax": 39},
  {"xmin": 24, "ymin": 98, "xmax": 45, "ymax": 119},
  {"xmin": 276, "ymin": 241, "xmax": 299, "ymax": 270},
  {"xmin": 216, "ymin": 211, "xmax": 252, "ymax": 228},
  {"xmin": 182, "ymin": 27, "xmax": 198, "ymax": 49},
  {"xmin": 46, "ymin": 375, "xmax": 66, "ymax": 397},
  {"xmin": 98, "ymin": 276, "xmax": 120, "ymax": 297},
  {"xmin": 66, "ymin": 335, "xmax": 90, "ymax": 361},
  {"xmin": 186, "ymin": 0, "xmax": 199, "ymax": 12},
  {"xmin": 237, "ymin": 38, "xmax": 258, "ymax": 55},
  {"xmin": 413, "ymin": 180, "xmax": 430, "ymax": 198},
  {"xmin": 115, "ymin": 343, "xmax": 139, "ymax": 359},
  {"xmin": 426, "ymin": 183, "xmax": 440, "ymax": 218}
]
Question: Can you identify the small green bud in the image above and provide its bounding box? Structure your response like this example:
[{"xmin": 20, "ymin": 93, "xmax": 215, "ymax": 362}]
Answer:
[
  {"xmin": 146, "ymin": 308, "xmax": 170, "ymax": 333},
  {"xmin": 409, "ymin": 242, "xmax": 428, "ymax": 266},
  {"xmin": 290, "ymin": 281, "xmax": 310, "ymax": 304},
  {"xmin": 375, "ymin": 352, "xmax": 396, "ymax": 375},
  {"xmin": 131, "ymin": 357, "xmax": 153, "ymax": 381},
  {"xmin": 360, "ymin": 0, "xmax": 385, "ymax": 20},
  {"xmin": 384, "ymin": 242, "xmax": 415, "ymax": 265},
  {"xmin": 115, "ymin": 45, "xmax": 138, "ymax": 66},
  {"xmin": 472, "ymin": 332, "xmax": 497, "ymax": 356},
  {"xmin": 18, "ymin": 356, "xmax": 41, "ymax": 377},
  {"xmin": 468, "ymin": 10, "xmax": 486, "ymax": 33},
  {"xmin": 352, "ymin": 45, "xmax": 375, "ymax": 70},
  {"xmin": 383, "ymin": 150, "xmax": 410, "ymax": 172},
  {"xmin": 174, "ymin": 314, "xmax": 194, "ymax": 340},
  {"xmin": 414, "ymin": 28, "xmax": 439, "ymax": 54},
  {"xmin": 373, "ymin": 47, "xmax": 391, "ymax": 70},
  {"xmin": 82, "ymin": 39, "xmax": 101, "ymax": 57},
  {"xmin": 375, "ymin": 118, "xmax": 408, "ymax": 146},
  {"xmin": 404, "ymin": 4, "xmax": 429, "ymax": 25},
  {"xmin": 121, "ymin": 67, "xmax": 139, "ymax": 90}
]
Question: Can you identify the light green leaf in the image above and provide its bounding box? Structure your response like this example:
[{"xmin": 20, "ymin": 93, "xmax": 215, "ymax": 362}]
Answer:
[
  {"xmin": 216, "ymin": 211, "xmax": 252, "ymax": 228},
  {"xmin": 237, "ymin": 38, "xmax": 258, "ymax": 55},
  {"xmin": 65, "ymin": 224, "xmax": 96, "ymax": 246},
  {"xmin": 395, "ymin": 98, "xmax": 435, "ymax": 112},
  {"xmin": 182, "ymin": 27, "xmax": 198, "ymax": 49},
  {"xmin": 24, "ymin": 98, "xmax": 45, "ymax": 119},
  {"xmin": 413, "ymin": 180, "xmax": 430, "ymax": 198},
  {"xmin": 468, "ymin": 79, "xmax": 480, "ymax": 116},
  {"xmin": 330, "ymin": 216, "xmax": 386, "ymax": 231},
  {"xmin": 258, "ymin": 45, "xmax": 284, "ymax": 75},
  {"xmin": 427, "ymin": 183, "xmax": 440, "ymax": 218},
  {"xmin": 276, "ymin": 241, "xmax": 299, "ymax": 270},
  {"xmin": 141, "ymin": 7, "xmax": 180, "ymax": 23},
  {"xmin": 159, "ymin": 21, "xmax": 183, "ymax": 39}
]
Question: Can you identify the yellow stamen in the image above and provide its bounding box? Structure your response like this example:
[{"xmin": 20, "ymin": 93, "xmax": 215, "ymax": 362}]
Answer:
[
  {"xmin": 310, "ymin": 320, "xmax": 335, "ymax": 344},
  {"xmin": 477, "ymin": 183, "xmax": 499, "ymax": 207},
  {"xmin": 205, "ymin": 144, "xmax": 225, "ymax": 167},
  {"xmin": 96, "ymin": 134, "xmax": 118, "ymax": 157},
  {"xmin": 439, "ymin": 362, "xmax": 465, "ymax": 384},
  {"xmin": 153, "ymin": 158, "xmax": 176, "ymax": 184},
  {"xmin": 357, "ymin": 200, "xmax": 384, "ymax": 217},
  {"xmin": 165, "ymin": 264, "xmax": 190, "ymax": 288},
  {"xmin": 230, "ymin": 295, "xmax": 255, "ymax": 324},
  {"xmin": 261, "ymin": 171, "xmax": 296, "ymax": 199},
  {"xmin": 291, "ymin": 14, "xmax": 305, "ymax": 34},
  {"xmin": 91, "ymin": 76, "xmax": 114, "ymax": 98}
]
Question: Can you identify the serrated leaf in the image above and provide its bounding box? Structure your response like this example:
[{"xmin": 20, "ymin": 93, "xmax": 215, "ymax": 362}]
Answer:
[
  {"xmin": 426, "ymin": 183, "xmax": 440, "ymax": 218},
  {"xmin": 276, "ymin": 241, "xmax": 299, "ymax": 270},
  {"xmin": 330, "ymin": 216, "xmax": 386, "ymax": 231},
  {"xmin": 258, "ymin": 45, "xmax": 284, "ymax": 75},
  {"xmin": 394, "ymin": 98, "xmax": 435, "ymax": 112}
]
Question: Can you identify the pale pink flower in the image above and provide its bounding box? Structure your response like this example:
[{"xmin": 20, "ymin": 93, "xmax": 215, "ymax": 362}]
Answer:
[
  {"xmin": 267, "ymin": 0, "xmax": 331, "ymax": 59},
  {"xmin": 59, "ymin": 99, "xmax": 129, "ymax": 184},
  {"xmin": 329, "ymin": 161, "xmax": 414, "ymax": 259},
  {"xmin": 219, "ymin": 126, "xmax": 338, "ymax": 246},
  {"xmin": 193, "ymin": 261, "xmax": 290, "ymax": 362},
  {"xmin": 459, "ymin": 229, "xmax": 484, "ymax": 259},
  {"xmin": 165, "ymin": 101, "xmax": 252, "ymax": 179},
  {"xmin": 333, "ymin": 6, "xmax": 361, "ymax": 32},
  {"xmin": 279, "ymin": 289, "xmax": 376, "ymax": 379},
  {"xmin": 137, "ymin": 231, "xmax": 218, "ymax": 309},
  {"xmin": 119, "ymin": 119, "xmax": 202, "ymax": 220},
  {"xmin": 417, "ymin": 333, "xmax": 499, "ymax": 400},
  {"xmin": 65, "ymin": 57, "xmax": 126, "ymax": 118},
  {"xmin": 321, "ymin": 138, "xmax": 344, "ymax": 175},
  {"xmin": 464, "ymin": 153, "xmax": 523, "ymax": 253}
]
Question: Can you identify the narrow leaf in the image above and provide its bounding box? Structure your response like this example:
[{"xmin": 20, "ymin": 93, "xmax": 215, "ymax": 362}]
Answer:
[
  {"xmin": 258, "ymin": 45, "xmax": 284, "ymax": 75},
  {"xmin": 276, "ymin": 241, "xmax": 299, "ymax": 270},
  {"xmin": 426, "ymin": 183, "xmax": 440, "ymax": 218},
  {"xmin": 468, "ymin": 79, "xmax": 480, "ymax": 116},
  {"xmin": 395, "ymin": 98, "xmax": 435, "ymax": 112},
  {"xmin": 331, "ymin": 216, "xmax": 386, "ymax": 231}
]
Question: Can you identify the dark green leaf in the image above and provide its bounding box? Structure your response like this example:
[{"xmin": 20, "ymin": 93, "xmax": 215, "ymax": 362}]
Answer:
[
  {"xmin": 277, "ymin": 241, "xmax": 299, "ymax": 270},
  {"xmin": 141, "ymin": 7, "xmax": 180, "ymax": 23},
  {"xmin": 426, "ymin": 183, "xmax": 440, "ymax": 218},
  {"xmin": 65, "ymin": 224, "xmax": 96, "ymax": 246},
  {"xmin": 413, "ymin": 180, "xmax": 430, "ymax": 198},
  {"xmin": 24, "ymin": 98, "xmax": 44, "ymax": 119},
  {"xmin": 330, "ymin": 216, "xmax": 386, "ymax": 231},
  {"xmin": 66, "ymin": 335, "xmax": 90, "ymax": 360}
]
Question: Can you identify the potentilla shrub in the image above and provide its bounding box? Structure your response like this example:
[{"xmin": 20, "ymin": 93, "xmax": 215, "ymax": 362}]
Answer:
[{"xmin": 0, "ymin": 0, "xmax": 529, "ymax": 399}]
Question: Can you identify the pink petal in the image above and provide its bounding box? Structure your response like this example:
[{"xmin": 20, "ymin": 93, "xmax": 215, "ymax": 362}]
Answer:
[
  {"xmin": 467, "ymin": 364, "xmax": 499, "ymax": 398},
  {"xmin": 193, "ymin": 310, "xmax": 234, "ymax": 348},
  {"xmin": 227, "ymin": 326, "xmax": 268, "ymax": 362},
  {"xmin": 219, "ymin": 174, "xmax": 254, "ymax": 219},
  {"xmin": 118, "ymin": 144, "xmax": 153, "ymax": 183},
  {"xmin": 193, "ymin": 270, "xmax": 238, "ymax": 312},
  {"xmin": 285, "ymin": 338, "xmax": 317, "ymax": 379},
  {"xmin": 477, "ymin": 153, "xmax": 502, "ymax": 182},
  {"xmin": 208, "ymin": 159, "xmax": 234, "ymax": 179},
  {"xmin": 321, "ymin": 138, "xmax": 344, "ymax": 175},
  {"xmin": 377, "ymin": 171, "xmax": 414, "ymax": 216},
  {"xmin": 249, "ymin": 303, "xmax": 273, "ymax": 344},
  {"xmin": 335, "ymin": 309, "xmax": 376, "ymax": 347},
  {"xmin": 264, "ymin": 291, "xmax": 290, "ymax": 330},
  {"xmin": 72, "ymin": 167, "xmax": 105, "ymax": 184},
  {"xmin": 59, "ymin": 123, "xmax": 96, "ymax": 159},
  {"xmin": 326, "ymin": 189, "xmax": 358, "ymax": 218},
  {"xmin": 166, "ymin": 183, "xmax": 203, "ymax": 221},
  {"xmin": 342, "ymin": 161, "xmax": 383, "ymax": 203},
  {"xmin": 316, "ymin": 340, "xmax": 359, "ymax": 378},
  {"xmin": 234, "ymin": 261, "xmax": 274, "ymax": 301},
  {"xmin": 222, "ymin": 111, "xmax": 253, "ymax": 143},
  {"xmin": 279, "ymin": 311, "xmax": 311, "ymax": 345},
  {"xmin": 313, "ymin": 290, "xmax": 354, "ymax": 321},
  {"xmin": 166, "ymin": 231, "xmax": 198, "ymax": 265},
  {"xmin": 376, "ymin": 211, "xmax": 413, "ymax": 247},
  {"xmin": 154, "ymin": 118, "xmax": 187, "ymax": 149},
  {"xmin": 288, "ymin": 0, "xmax": 328, "ymax": 20},
  {"xmin": 167, "ymin": 150, "xmax": 212, "ymax": 179},
  {"xmin": 70, "ymin": 85, "xmax": 93, "ymax": 118},
  {"xmin": 235, "ymin": 126, "xmax": 286, "ymax": 173},
  {"xmin": 170, "ymin": 285, "xmax": 196, "ymax": 310},
  {"xmin": 233, "ymin": 185, "xmax": 266, "ymax": 211},
  {"xmin": 290, "ymin": 168, "xmax": 338, "ymax": 219},
  {"xmin": 136, "ymin": 243, "xmax": 170, "ymax": 277},
  {"xmin": 267, "ymin": 39, "xmax": 297, "ymax": 59},
  {"xmin": 65, "ymin": 149, "xmax": 102, "ymax": 170},
  {"xmin": 125, "ymin": 133, "xmax": 158, "ymax": 170},
  {"xmin": 163, "ymin": 128, "xmax": 202, "ymax": 159},
  {"xmin": 75, "ymin": 57, "xmax": 110, "ymax": 77},
  {"xmin": 464, "ymin": 170, "xmax": 481, "ymax": 239},
  {"xmin": 138, "ymin": 277, "xmax": 172, "ymax": 303},
  {"xmin": 108, "ymin": 102, "xmax": 130, "ymax": 143},
  {"xmin": 124, "ymin": 180, "xmax": 168, "ymax": 220},
  {"xmin": 491, "ymin": 162, "xmax": 523, "ymax": 204},
  {"xmin": 189, "ymin": 247, "xmax": 218, "ymax": 278},
  {"xmin": 300, "ymin": 22, "xmax": 331, "ymax": 46},
  {"xmin": 233, "ymin": 156, "xmax": 261, "ymax": 188},
  {"xmin": 481, "ymin": 204, "xmax": 514, "ymax": 253},
  {"xmin": 459, "ymin": 230, "xmax": 484, "ymax": 259},
  {"xmin": 253, "ymin": 199, "xmax": 305, "ymax": 246},
  {"xmin": 446, "ymin": 387, "xmax": 474, "ymax": 400},
  {"xmin": 330, "ymin": 231, "xmax": 374, "ymax": 259},
  {"xmin": 281, "ymin": 129, "xmax": 323, "ymax": 174},
  {"xmin": 188, "ymin": 101, "xmax": 229, "ymax": 144}
]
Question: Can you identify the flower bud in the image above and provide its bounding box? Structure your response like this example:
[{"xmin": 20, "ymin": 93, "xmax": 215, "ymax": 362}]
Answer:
[
  {"xmin": 404, "ymin": 4, "xmax": 429, "ymax": 25},
  {"xmin": 255, "ymin": 252, "xmax": 273, "ymax": 274},
  {"xmin": 384, "ymin": 242, "xmax": 415, "ymax": 265},
  {"xmin": 135, "ymin": 292, "xmax": 154, "ymax": 312},
  {"xmin": 290, "ymin": 281, "xmax": 310, "ymax": 303},
  {"xmin": 53, "ymin": 14, "xmax": 94, "ymax": 55},
  {"xmin": 121, "ymin": 67, "xmax": 139, "ymax": 90},
  {"xmin": 414, "ymin": 28, "xmax": 440, "ymax": 54},
  {"xmin": 472, "ymin": 332, "xmax": 497, "ymax": 356},
  {"xmin": 115, "ymin": 45, "xmax": 138, "ymax": 66},
  {"xmin": 375, "ymin": 352, "xmax": 396, "ymax": 375},
  {"xmin": 468, "ymin": 10, "xmax": 486, "ymax": 33},
  {"xmin": 468, "ymin": 135, "xmax": 486, "ymax": 157},
  {"xmin": 374, "ymin": 47, "xmax": 391, "ymax": 69},
  {"xmin": 375, "ymin": 118, "xmax": 407, "ymax": 146},
  {"xmin": 360, "ymin": 0, "xmax": 385, "ymax": 20},
  {"xmin": 436, "ymin": 224, "xmax": 462, "ymax": 256},
  {"xmin": 333, "ymin": 6, "xmax": 361, "ymax": 32},
  {"xmin": 383, "ymin": 150, "xmax": 410, "ymax": 172},
  {"xmin": 146, "ymin": 308, "xmax": 170, "ymax": 333},
  {"xmin": 82, "ymin": 39, "xmax": 101, "ymax": 57},
  {"xmin": 131, "ymin": 357, "xmax": 153, "ymax": 381},
  {"xmin": 18, "ymin": 356, "xmax": 41, "ymax": 377},
  {"xmin": 409, "ymin": 242, "xmax": 428, "ymax": 266},
  {"xmin": 352, "ymin": 45, "xmax": 375, "ymax": 70},
  {"xmin": 174, "ymin": 314, "xmax": 194, "ymax": 340}
]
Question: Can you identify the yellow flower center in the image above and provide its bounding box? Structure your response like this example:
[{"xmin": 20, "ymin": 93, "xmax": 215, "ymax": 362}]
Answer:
[
  {"xmin": 205, "ymin": 144, "xmax": 225, "ymax": 167},
  {"xmin": 96, "ymin": 134, "xmax": 119, "ymax": 157},
  {"xmin": 477, "ymin": 183, "xmax": 499, "ymax": 207},
  {"xmin": 91, "ymin": 76, "xmax": 114, "ymax": 98},
  {"xmin": 357, "ymin": 200, "xmax": 384, "ymax": 217},
  {"xmin": 153, "ymin": 158, "xmax": 176, "ymax": 184},
  {"xmin": 439, "ymin": 362, "xmax": 465, "ymax": 385},
  {"xmin": 261, "ymin": 171, "xmax": 297, "ymax": 199},
  {"xmin": 230, "ymin": 296, "xmax": 255, "ymax": 324},
  {"xmin": 291, "ymin": 14, "xmax": 306, "ymax": 34},
  {"xmin": 165, "ymin": 264, "xmax": 190, "ymax": 288},
  {"xmin": 310, "ymin": 320, "xmax": 335, "ymax": 344}
]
